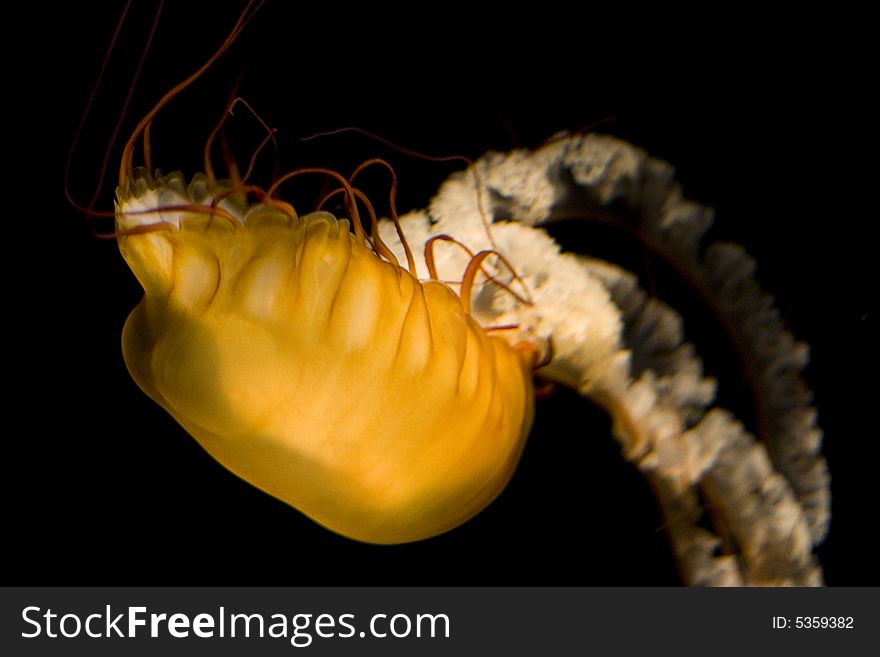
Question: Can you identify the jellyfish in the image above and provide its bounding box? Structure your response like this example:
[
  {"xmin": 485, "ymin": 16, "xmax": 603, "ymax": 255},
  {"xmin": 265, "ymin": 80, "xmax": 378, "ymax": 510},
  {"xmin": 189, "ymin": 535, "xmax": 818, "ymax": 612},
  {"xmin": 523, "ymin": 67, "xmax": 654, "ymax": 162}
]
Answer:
[{"xmin": 103, "ymin": 1, "xmax": 829, "ymax": 585}]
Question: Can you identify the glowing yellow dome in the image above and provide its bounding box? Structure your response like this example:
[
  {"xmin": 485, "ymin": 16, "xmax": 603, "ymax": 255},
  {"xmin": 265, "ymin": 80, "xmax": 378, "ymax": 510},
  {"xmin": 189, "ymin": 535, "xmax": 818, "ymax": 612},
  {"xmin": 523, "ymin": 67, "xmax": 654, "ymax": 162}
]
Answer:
[{"xmin": 117, "ymin": 173, "xmax": 535, "ymax": 543}]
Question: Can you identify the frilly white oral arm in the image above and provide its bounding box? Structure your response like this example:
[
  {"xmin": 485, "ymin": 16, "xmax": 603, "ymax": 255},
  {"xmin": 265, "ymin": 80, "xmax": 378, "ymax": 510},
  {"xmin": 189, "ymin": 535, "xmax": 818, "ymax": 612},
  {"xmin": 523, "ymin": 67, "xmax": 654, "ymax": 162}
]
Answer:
[{"xmin": 380, "ymin": 133, "xmax": 828, "ymax": 586}]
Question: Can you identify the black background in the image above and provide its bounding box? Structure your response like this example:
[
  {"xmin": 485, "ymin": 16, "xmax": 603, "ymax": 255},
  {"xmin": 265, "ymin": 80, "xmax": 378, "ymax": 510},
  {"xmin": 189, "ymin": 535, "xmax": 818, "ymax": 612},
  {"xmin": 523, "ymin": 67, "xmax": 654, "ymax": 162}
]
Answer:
[{"xmin": 7, "ymin": 1, "xmax": 872, "ymax": 585}]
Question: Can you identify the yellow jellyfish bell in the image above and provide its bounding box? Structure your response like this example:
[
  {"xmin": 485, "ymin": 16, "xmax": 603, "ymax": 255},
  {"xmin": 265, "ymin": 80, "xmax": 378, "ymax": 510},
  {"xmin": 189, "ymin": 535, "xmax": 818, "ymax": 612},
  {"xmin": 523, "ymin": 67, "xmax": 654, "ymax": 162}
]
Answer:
[
  {"xmin": 116, "ymin": 169, "xmax": 536, "ymax": 544},
  {"xmin": 102, "ymin": 0, "xmax": 534, "ymax": 545}
]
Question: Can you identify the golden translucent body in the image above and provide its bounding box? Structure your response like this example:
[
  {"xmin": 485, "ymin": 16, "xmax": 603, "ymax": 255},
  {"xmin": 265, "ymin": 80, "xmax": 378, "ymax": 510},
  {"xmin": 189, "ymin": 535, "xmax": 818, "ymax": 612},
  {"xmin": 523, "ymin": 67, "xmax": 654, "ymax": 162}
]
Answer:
[{"xmin": 118, "ymin": 202, "xmax": 535, "ymax": 543}]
